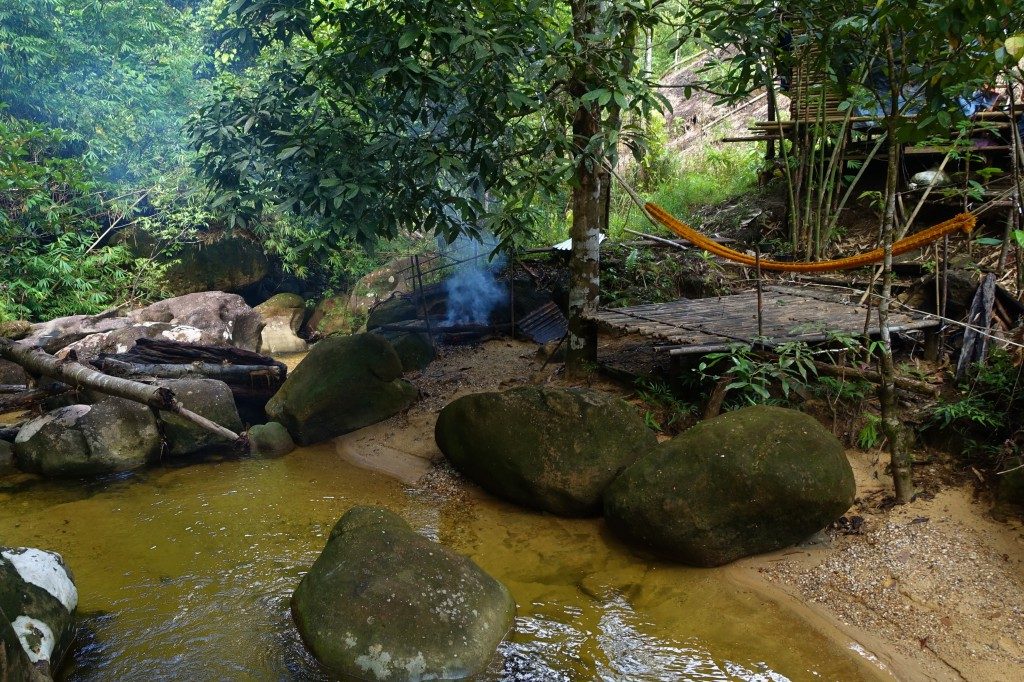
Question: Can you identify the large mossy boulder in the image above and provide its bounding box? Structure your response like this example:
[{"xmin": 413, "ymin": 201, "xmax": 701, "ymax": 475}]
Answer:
[
  {"xmin": 14, "ymin": 400, "xmax": 160, "ymax": 477},
  {"xmin": 0, "ymin": 547, "xmax": 77, "ymax": 677},
  {"xmin": 291, "ymin": 506, "xmax": 514, "ymax": 681},
  {"xmin": 604, "ymin": 405, "xmax": 855, "ymax": 567},
  {"xmin": 435, "ymin": 387, "xmax": 658, "ymax": 516},
  {"xmin": 266, "ymin": 334, "xmax": 417, "ymax": 445},
  {"xmin": 155, "ymin": 379, "xmax": 243, "ymax": 457},
  {"xmin": 126, "ymin": 230, "xmax": 270, "ymax": 296}
]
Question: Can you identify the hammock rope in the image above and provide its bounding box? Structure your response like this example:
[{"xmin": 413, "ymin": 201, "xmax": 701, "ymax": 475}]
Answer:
[{"xmin": 644, "ymin": 202, "xmax": 976, "ymax": 273}]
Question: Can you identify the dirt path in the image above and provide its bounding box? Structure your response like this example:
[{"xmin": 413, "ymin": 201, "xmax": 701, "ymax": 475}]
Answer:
[{"xmin": 333, "ymin": 340, "xmax": 1024, "ymax": 682}]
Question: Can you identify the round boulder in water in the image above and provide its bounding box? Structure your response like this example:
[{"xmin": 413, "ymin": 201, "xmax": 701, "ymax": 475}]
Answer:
[
  {"xmin": 266, "ymin": 334, "xmax": 417, "ymax": 445},
  {"xmin": 0, "ymin": 547, "xmax": 77, "ymax": 677},
  {"xmin": 435, "ymin": 387, "xmax": 657, "ymax": 516},
  {"xmin": 155, "ymin": 378, "xmax": 243, "ymax": 457},
  {"xmin": 247, "ymin": 421, "xmax": 295, "ymax": 458},
  {"xmin": 14, "ymin": 400, "xmax": 160, "ymax": 477},
  {"xmin": 604, "ymin": 405, "xmax": 856, "ymax": 567},
  {"xmin": 291, "ymin": 506, "xmax": 514, "ymax": 681}
]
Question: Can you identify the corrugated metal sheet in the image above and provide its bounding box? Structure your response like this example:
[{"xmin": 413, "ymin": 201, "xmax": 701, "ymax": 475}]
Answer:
[{"xmin": 516, "ymin": 301, "xmax": 567, "ymax": 344}]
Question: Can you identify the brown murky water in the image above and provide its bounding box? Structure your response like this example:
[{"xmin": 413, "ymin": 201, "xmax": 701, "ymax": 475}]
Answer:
[{"xmin": 0, "ymin": 443, "xmax": 881, "ymax": 681}]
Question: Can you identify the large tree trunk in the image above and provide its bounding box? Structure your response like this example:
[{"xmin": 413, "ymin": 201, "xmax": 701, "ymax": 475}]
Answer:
[
  {"xmin": 564, "ymin": 2, "xmax": 638, "ymax": 376},
  {"xmin": 565, "ymin": 0, "xmax": 603, "ymax": 376},
  {"xmin": 0, "ymin": 339, "xmax": 242, "ymax": 444}
]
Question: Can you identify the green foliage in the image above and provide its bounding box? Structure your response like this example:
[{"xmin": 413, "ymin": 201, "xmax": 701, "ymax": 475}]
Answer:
[
  {"xmin": 0, "ymin": 0, "xmax": 212, "ymax": 184},
  {"xmin": 929, "ymin": 350, "xmax": 1023, "ymax": 467},
  {"xmin": 633, "ymin": 377, "xmax": 696, "ymax": 435},
  {"xmin": 191, "ymin": 0, "xmax": 673, "ymax": 254},
  {"xmin": 682, "ymin": 0, "xmax": 1024, "ymax": 140},
  {"xmin": 607, "ymin": 142, "xmax": 761, "ymax": 241},
  {"xmin": 857, "ymin": 414, "xmax": 883, "ymax": 450},
  {"xmin": 0, "ymin": 119, "xmax": 171, "ymax": 320},
  {"xmin": 698, "ymin": 340, "xmax": 818, "ymax": 407}
]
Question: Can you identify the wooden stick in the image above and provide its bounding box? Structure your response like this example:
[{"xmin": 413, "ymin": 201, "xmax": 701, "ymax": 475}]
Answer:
[
  {"xmin": 813, "ymin": 360, "xmax": 939, "ymax": 397},
  {"xmin": 0, "ymin": 339, "xmax": 242, "ymax": 442}
]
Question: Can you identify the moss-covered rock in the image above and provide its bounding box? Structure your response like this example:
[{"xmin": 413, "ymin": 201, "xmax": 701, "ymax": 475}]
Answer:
[
  {"xmin": 0, "ymin": 321, "xmax": 31, "ymax": 341},
  {"xmin": 14, "ymin": 400, "xmax": 160, "ymax": 477},
  {"xmin": 156, "ymin": 379, "xmax": 243, "ymax": 457},
  {"xmin": 373, "ymin": 330, "xmax": 435, "ymax": 372},
  {"xmin": 435, "ymin": 387, "xmax": 657, "ymax": 516},
  {"xmin": 305, "ymin": 295, "xmax": 359, "ymax": 338},
  {"xmin": 127, "ymin": 230, "xmax": 270, "ymax": 296},
  {"xmin": 247, "ymin": 421, "xmax": 295, "ymax": 458},
  {"xmin": 604, "ymin": 405, "xmax": 855, "ymax": 567},
  {"xmin": 265, "ymin": 334, "xmax": 417, "ymax": 445},
  {"xmin": 365, "ymin": 297, "xmax": 420, "ymax": 331},
  {"xmin": 0, "ymin": 441, "xmax": 13, "ymax": 472},
  {"xmin": 998, "ymin": 456, "xmax": 1024, "ymax": 508},
  {"xmin": 0, "ymin": 547, "xmax": 77, "ymax": 677},
  {"xmin": 291, "ymin": 506, "xmax": 514, "ymax": 681}
]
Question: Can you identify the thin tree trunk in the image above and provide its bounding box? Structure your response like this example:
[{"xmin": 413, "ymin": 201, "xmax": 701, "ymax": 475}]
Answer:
[
  {"xmin": 879, "ymin": 35, "xmax": 914, "ymax": 503},
  {"xmin": 0, "ymin": 339, "xmax": 242, "ymax": 443}
]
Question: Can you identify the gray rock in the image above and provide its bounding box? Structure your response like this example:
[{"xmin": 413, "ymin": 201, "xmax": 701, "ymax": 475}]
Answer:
[
  {"xmin": 23, "ymin": 310, "xmax": 130, "ymax": 354},
  {"xmin": 435, "ymin": 387, "xmax": 657, "ymax": 516},
  {"xmin": 348, "ymin": 256, "xmax": 420, "ymax": 317},
  {"xmin": 291, "ymin": 507, "xmax": 514, "ymax": 681},
  {"xmin": 255, "ymin": 293, "xmax": 307, "ymax": 354},
  {"xmin": 0, "ymin": 547, "xmax": 77, "ymax": 677},
  {"xmin": 247, "ymin": 422, "xmax": 295, "ymax": 458},
  {"xmin": 55, "ymin": 323, "xmax": 222, "ymax": 363},
  {"xmin": 0, "ymin": 606, "xmax": 45, "ymax": 681},
  {"xmin": 14, "ymin": 400, "xmax": 160, "ymax": 477},
  {"xmin": 266, "ymin": 334, "xmax": 417, "ymax": 445},
  {"xmin": 129, "ymin": 292, "xmax": 263, "ymax": 352},
  {"xmin": 604, "ymin": 405, "xmax": 856, "ymax": 567},
  {"xmin": 155, "ymin": 379, "xmax": 243, "ymax": 457}
]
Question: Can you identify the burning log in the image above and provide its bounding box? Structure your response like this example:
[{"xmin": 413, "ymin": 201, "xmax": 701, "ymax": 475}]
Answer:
[{"xmin": 0, "ymin": 338, "xmax": 242, "ymax": 444}]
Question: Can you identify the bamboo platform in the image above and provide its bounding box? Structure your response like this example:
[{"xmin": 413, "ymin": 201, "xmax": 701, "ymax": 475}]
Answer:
[{"xmin": 586, "ymin": 285, "xmax": 938, "ymax": 356}]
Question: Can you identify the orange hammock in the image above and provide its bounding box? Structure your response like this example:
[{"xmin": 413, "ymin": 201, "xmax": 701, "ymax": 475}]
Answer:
[{"xmin": 644, "ymin": 203, "xmax": 976, "ymax": 273}]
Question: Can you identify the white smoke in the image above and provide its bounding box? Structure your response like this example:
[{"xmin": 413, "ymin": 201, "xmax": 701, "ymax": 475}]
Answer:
[{"xmin": 439, "ymin": 232, "xmax": 507, "ymax": 326}]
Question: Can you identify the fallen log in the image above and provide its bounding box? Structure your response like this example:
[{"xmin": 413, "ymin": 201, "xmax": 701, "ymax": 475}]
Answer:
[
  {"xmin": 813, "ymin": 361, "xmax": 940, "ymax": 398},
  {"xmin": 0, "ymin": 338, "xmax": 241, "ymax": 443},
  {"xmin": 0, "ymin": 384, "xmax": 74, "ymax": 413},
  {"xmin": 95, "ymin": 357, "xmax": 283, "ymax": 383}
]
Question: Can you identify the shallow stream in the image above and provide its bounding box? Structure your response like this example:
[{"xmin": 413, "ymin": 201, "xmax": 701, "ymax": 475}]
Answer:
[{"xmin": 0, "ymin": 442, "xmax": 881, "ymax": 681}]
